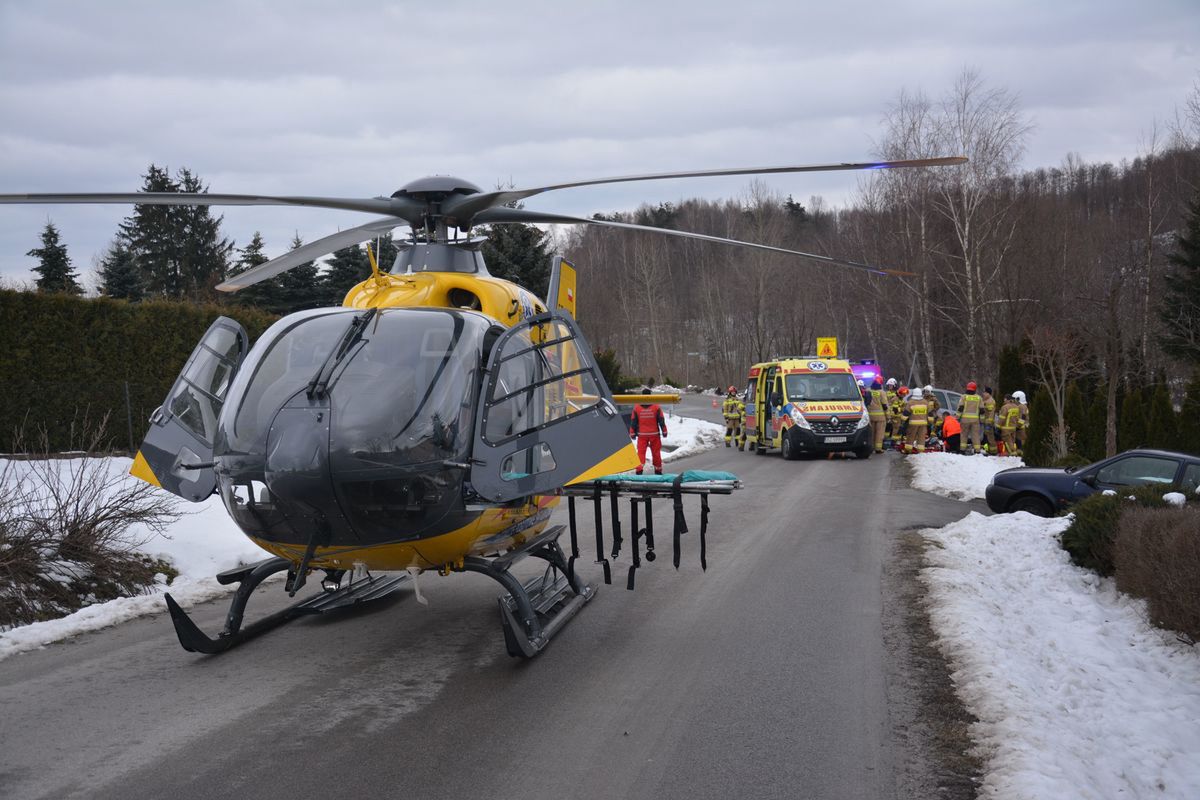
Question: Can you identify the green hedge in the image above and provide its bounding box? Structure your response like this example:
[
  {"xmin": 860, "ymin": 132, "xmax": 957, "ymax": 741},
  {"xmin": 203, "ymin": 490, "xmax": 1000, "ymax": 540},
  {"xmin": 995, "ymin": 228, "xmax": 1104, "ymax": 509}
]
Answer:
[{"xmin": 0, "ymin": 290, "xmax": 278, "ymax": 453}]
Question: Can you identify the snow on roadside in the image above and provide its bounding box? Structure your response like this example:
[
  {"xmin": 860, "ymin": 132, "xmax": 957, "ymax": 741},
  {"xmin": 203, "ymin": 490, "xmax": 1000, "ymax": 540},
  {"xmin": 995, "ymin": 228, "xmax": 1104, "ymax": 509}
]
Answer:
[
  {"xmin": 660, "ymin": 411, "xmax": 725, "ymax": 464},
  {"xmin": 0, "ymin": 457, "xmax": 271, "ymax": 661},
  {"xmin": 922, "ymin": 511, "xmax": 1200, "ymax": 799},
  {"xmin": 909, "ymin": 451, "xmax": 1024, "ymax": 500}
]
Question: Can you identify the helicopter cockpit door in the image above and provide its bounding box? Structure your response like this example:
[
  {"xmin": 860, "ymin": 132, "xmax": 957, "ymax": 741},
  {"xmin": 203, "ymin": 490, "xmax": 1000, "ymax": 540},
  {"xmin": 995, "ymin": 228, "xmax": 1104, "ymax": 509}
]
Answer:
[
  {"xmin": 131, "ymin": 317, "xmax": 248, "ymax": 502},
  {"xmin": 471, "ymin": 312, "xmax": 639, "ymax": 503}
]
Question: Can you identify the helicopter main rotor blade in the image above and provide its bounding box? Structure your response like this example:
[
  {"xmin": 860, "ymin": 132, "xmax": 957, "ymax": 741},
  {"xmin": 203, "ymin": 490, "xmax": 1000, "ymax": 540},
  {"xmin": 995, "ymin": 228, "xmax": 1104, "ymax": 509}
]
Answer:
[
  {"xmin": 474, "ymin": 208, "xmax": 913, "ymax": 278},
  {"xmin": 0, "ymin": 192, "xmax": 423, "ymax": 221},
  {"xmin": 216, "ymin": 216, "xmax": 401, "ymax": 292},
  {"xmin": 444, "ymin": 156, "xmax": 967, "ymax": 225}
]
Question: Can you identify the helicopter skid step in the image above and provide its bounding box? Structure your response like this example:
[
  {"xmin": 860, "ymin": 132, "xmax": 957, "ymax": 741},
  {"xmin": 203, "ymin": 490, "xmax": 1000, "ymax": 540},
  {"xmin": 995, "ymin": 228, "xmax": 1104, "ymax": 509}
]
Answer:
[
  {"xmin": 164, "ymin": 569, "xmax": 411, "ymax": 655},
  {"xmin": 499, "ymin": 573, "xmax": 596, "ymax": 658}
]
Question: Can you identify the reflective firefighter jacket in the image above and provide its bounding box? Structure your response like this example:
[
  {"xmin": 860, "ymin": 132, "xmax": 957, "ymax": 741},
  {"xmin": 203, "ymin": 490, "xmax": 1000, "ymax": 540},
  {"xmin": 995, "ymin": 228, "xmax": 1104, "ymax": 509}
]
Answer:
[
  {"xmin": 722, "ymin": 395, "xmax": 741, "ymax": 419},
  {"xmin": 958, "ymin": 393, "xmax": 983, "ymax": 421},
  {"xmin": 997, "ymin": 401, "xmax": 1021, "ymax": 431},
  {"xmin": 904, "ymin": 398, "xmax": 929, "ymax": 427},
  {"xmin": 867, "ymin": 388, "xmax": 887, "ymax": 419}
]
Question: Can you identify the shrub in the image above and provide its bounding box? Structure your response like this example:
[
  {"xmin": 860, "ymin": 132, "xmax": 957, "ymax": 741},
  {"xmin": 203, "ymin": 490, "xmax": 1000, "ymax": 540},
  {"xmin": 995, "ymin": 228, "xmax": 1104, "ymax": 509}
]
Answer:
[
  {"xmin": 1113, "ymin": 505, "xmax": 1200, "ymax": 642},
  {"xmin": 0, "ymin": 423, "xmax": 180, "ymax": 629},
  {"xmin": 1060, "ymin": 485, "xmax": 1172, "ymax": 576}
]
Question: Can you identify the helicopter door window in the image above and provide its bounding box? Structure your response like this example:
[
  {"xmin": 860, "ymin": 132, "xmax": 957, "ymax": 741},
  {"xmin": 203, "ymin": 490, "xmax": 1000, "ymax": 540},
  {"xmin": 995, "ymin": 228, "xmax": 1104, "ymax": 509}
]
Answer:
[
  {"xmin": 166, "ymin": 332, "xmax": 243, "ymax": 444},
  {"xmin": 501, "ymin": 443, "xmax": 557, "ymax": 480}
]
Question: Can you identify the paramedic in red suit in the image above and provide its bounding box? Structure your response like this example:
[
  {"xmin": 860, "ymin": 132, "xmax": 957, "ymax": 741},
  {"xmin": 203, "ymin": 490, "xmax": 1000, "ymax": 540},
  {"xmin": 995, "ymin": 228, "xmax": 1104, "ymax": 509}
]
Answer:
[{"xmin": 630, "ymin": 388, "xmax": 668, "ymax": 475}]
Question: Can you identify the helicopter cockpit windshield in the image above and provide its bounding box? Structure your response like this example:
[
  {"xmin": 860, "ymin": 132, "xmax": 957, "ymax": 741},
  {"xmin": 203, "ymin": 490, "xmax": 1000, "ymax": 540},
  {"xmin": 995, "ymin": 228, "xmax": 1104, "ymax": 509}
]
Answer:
[{"xmin": 221, "ymin": 308, "xmax": 488, "ymax": 465}]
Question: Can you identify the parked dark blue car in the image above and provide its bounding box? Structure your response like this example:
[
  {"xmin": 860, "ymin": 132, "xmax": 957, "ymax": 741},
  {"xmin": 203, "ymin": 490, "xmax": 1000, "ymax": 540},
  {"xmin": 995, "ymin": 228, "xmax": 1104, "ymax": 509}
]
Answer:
[{"xmin": 985, "ymin": 448, "xmax": 1200, "ymax": 517}]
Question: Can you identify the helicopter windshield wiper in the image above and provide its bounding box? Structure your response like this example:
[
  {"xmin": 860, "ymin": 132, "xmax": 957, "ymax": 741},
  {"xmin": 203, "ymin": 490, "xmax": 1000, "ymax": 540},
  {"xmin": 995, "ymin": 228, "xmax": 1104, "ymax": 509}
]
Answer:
[{"xmin": 307, "ymin": 308, "xmax": 379, "ymax": 397}]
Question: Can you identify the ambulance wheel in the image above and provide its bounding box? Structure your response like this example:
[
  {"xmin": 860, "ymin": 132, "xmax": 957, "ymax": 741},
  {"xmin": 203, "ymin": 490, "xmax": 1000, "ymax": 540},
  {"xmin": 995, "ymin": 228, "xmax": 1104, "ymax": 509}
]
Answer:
[
  {"xmin": 781, "ymin": 434, "xmax": 798, "ymax": 461},
  {"xmin": 854, "ymin": 445, "xmax": 872, "ymax": 460}
]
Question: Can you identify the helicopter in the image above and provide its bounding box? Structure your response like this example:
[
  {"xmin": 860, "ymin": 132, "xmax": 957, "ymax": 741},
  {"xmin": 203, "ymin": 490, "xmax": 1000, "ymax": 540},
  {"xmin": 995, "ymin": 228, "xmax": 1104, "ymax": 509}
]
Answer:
[{"xmin": 0, "ymin": 155, "xmax": 965, "ymax": 657}]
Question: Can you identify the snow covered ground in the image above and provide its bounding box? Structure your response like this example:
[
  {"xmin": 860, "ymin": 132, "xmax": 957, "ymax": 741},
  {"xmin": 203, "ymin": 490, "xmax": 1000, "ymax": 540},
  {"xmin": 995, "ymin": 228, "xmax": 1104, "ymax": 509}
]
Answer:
[
  {"xmin": 922, "ymin": 511, "xmax": 1200, "ymax": 799},
  {"xmin": 0, "ymin": 413, "xmax": 725, "ymax": 660},
  {"xmin": 909, "ymin": 451, "xmax": 1025, "ymax": 500}
]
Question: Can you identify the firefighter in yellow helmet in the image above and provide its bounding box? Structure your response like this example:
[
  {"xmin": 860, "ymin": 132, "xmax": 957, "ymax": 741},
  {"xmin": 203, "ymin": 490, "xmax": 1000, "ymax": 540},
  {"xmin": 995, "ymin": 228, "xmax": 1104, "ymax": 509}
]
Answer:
[
  {"xmin": 981, "ymin": 386, "xmax": 998, "ymax": 455},
  {"xmin": 722, "ymin": 386, "xmax": 743, "ymax": 448}
]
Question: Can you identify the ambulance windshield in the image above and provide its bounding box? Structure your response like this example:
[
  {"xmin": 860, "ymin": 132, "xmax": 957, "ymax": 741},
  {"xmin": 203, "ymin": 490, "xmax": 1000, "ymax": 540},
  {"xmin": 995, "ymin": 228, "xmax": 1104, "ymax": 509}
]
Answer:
[{"xmin": 785, "ymin": 373, "xmax": 861, "ymax": 402}]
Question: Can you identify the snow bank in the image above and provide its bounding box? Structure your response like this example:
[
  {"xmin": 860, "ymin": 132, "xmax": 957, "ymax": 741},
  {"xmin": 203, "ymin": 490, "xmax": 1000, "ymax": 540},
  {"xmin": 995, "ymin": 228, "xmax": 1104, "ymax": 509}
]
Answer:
[
  {"xmin": 660, "ymin": 412, "xmax": 725, "ymax": 463},
  {"xmin": 0, "ymin": 457, "xmax": 271, "ymax": 661},
  {"xmin": 922, "ymin": 512, "xmax": 1200, "ymax": 799},
  {"xmin": 909, "ymin": 452, "xmax": 1024, "ymax": 500}
]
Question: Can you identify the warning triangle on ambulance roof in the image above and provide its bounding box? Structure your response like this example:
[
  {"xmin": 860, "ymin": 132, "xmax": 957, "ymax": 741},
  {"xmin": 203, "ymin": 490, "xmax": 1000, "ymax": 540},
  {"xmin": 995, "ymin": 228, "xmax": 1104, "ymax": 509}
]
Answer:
[{"xmin": 817, "ymin": 339, "xmax": 837, "ymax": 357}]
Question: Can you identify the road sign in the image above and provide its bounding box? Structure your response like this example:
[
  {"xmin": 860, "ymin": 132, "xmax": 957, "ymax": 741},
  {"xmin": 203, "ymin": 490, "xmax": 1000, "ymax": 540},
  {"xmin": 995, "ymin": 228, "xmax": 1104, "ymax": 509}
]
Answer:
[{"xmin": 817, "ymin": 337, "xmax": 838, "ymax": 358}]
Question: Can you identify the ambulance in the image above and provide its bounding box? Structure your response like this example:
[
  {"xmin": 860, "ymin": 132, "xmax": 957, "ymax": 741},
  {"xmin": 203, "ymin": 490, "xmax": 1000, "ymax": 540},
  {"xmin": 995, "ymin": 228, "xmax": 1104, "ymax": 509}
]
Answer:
[{"xmin": 743, "ymin": 357, "xmax": 873, "ymax": 459}]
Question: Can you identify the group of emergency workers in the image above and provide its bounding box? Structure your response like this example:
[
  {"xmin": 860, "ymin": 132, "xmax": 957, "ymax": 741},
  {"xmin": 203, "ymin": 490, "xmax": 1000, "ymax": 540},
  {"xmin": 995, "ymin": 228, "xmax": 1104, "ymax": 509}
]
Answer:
[{"xmin": 653, "ymin": 379, "xmax": 1029, "ymax": 473}]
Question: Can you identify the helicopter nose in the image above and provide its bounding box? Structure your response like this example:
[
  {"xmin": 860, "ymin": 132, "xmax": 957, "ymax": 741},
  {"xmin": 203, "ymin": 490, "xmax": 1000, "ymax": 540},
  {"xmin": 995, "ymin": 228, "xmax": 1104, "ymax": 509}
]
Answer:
[{"xmin": 264, "ymin": 402, "xmax": 336, "ymax": 524}]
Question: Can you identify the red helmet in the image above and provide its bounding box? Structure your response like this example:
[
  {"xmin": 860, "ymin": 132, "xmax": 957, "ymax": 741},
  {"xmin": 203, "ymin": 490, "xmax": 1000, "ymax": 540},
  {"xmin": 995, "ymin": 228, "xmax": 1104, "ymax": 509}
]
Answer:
[
  {"xmin": 727, "ymin": 385, "xmax": 737, "ymax": 394},
  {"xmin": 966, "ymin": 381, "xmax": 977, "ymax": 392},
  {"xmin": 898, "ymin": 386, "xmax": 910, "ymax": 396}
]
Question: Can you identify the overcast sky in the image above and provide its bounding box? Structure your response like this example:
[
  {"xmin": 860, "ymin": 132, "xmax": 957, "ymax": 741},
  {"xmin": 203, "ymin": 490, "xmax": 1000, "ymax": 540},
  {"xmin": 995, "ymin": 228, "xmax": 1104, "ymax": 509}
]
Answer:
[{"xmin": 1, "ymin": 0, "xmax": 1198, "ymax": 289}]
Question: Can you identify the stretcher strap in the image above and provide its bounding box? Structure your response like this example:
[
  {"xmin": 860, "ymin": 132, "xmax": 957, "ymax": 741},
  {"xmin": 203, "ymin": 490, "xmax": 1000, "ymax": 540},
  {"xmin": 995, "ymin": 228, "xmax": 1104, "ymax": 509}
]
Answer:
[
  {"xmin": 592, "ymin": 484, "xmax": 610, "ymax": 584},
  {"xmin": 700, "ymin": 493, "xmax": 709, "ymax": 572},
  {"xmin": 627, "ymin": 497, "xmax": 641, "ymax": 590},
  {"xmin": 672, "ymin": 475, "xmax": 687, "ymax": 569},
  {"xmin": 609, "ymin": 486, "xmax": 622, "ymax": 559}
]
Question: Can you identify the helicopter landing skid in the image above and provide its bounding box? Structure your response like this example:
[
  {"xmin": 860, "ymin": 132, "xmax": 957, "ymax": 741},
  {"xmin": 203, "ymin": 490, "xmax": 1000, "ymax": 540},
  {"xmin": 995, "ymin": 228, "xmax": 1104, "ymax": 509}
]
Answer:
[
  {"xmin": 456, "ymin": 524, "xmax": 595, "ymax": 658},
  {"xmin": 163, "ymin": 556, "xmax": 411, "ymax": 655}
]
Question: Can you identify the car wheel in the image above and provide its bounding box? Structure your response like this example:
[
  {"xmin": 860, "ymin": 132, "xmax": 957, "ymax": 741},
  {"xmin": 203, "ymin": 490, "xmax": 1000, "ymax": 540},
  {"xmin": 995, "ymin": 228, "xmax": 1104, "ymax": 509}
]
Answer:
[
  {"xmin": 854, "ymin": 445, "xmax": 872, "ymax": 460},
  {"xmin": 782, "ymin": 434, "xmax": 797, "ymax": 461},
  {"xmin": 1009, "ymin": 495, "xmax": 1052, "ymax": 517}
]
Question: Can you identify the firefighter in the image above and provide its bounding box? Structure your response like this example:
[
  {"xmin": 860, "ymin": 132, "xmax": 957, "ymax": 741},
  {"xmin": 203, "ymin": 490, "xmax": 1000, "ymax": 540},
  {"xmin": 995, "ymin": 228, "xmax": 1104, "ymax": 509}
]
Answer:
[
  {"xmin": 630, "ymin": 388, "xmax": 669, "ymax": 474},
  {"xmin": 735, "ymin": 393, "xmax": 747, "ymax": 451},
  {"xmin": 923, "ymin": 384, "xmax": 940, "ymax": 423},
  {"xmin": 722, "ymin": 386, "xmax": 742, "ymax": 448},
  {"xmin": 1013, "ymin": 390, "xmax": 1029, "ymax": 452},
  {"xmin": 890, "ymin": 385, "xmax": 910, "ymax": 448},
  {"xmin": 867, "ymin": 378, "xmax": 888, "ymax": 454},
  {"xmin": 996, "ymin": 393, "xmax": 1022, "ymax": 456},
  {"xmin": 981, "ymin": 386, "xmax": 998, "ymax": 454},
  {"xmin": 956, "ymin": 381, "xmax": 984, "ymax": 454},
  {"xmin": 883, "ymin": 378, "xmax": 900, "ymax": 447},
  {"xmin": 902, "ymin": 387, "xmax": 930, "ymax": 453}
]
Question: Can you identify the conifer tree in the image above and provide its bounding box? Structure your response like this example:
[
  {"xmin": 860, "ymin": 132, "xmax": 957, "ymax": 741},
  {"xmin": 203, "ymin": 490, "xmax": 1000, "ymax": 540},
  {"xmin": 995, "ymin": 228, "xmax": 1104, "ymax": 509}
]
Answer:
[
  {"xmin": 227, "ymin": 232, "xmax": 279, "ymax": 310},
  {"xmin": 321, "ymin": 244, "xmax": 370, "ymax": 305},
  {"xmin": 1118, "ymin": 388, "xmax": 1147, "ymax": 452},
  {"xmin": 276, "ymin": 233, "xmax": 323, "ymax": 313},
  {"xmin": 1144, "ymin": 379, "xmax": 1179, "ymax": 450},
  {"xmin": 1023, "ymin": 387, "xmax": 1055, "ymax": 466},
  {"xmin": 97, "ymin": 239, "xmax": 143, "ymax": 300},
  {"xmin": 28, "ymin": 221, "xmax": 82, "ymax": 294},
  {"xmin": 998, "ymin": 343, "xmax": 1027, "ymax": 399},
  {"xmin": 1159, "ymin": 187, "xmax": 1200, "ymax": 365},
  {"xmin": 1063, "ymin": 381, "xmax": 1088, "ymax": 457},
  {"xmin": 117, "ymin": 165, "xmax": 231, "ymax": 300},
  {"xmin": 482, "ymin": 222, "xmax": 552, "ymax": 299},
  {"xmin": 1179, "ymin": 371, "xmax": 1200, "ymax": 456},
  {"xmin": 1084, "ymin": 384, "xmax": 1108, "ymax": 462}
]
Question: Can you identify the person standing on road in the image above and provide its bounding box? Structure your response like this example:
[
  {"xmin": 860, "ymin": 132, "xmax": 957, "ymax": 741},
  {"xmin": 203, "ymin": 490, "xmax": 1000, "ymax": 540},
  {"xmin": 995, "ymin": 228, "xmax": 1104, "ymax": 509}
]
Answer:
[
  {"xmin": 902, "ymin": 387, "xmax": 930, "ymax": 454},
  {"xmin": 630, "ymin": 388, "xmax": 668, "ymax": 475},
  {"xmin": 1013, "ymin": 390, "xmax": 1029, "ymax": 453},
  {"xmin": 722, "ymin": 386, "xmax": 742, "ymax": 448},
  {"xmin": 735, "ymin": 392, "xmax": 747, "ymax": 452},
  {"xmin": 996, "ymin": 393, "xmax": 1022, "ymax": 456},
  {"xmin": 867, "ymin": 378, "xmax": 888, "ymax": 454},
  {"xmin": 981, "ymin": 386, "xmax": 998, "ymax": 455},
  {"xmin": 957, "ymin": 381, "xmax": 983, "ymax": 454}
]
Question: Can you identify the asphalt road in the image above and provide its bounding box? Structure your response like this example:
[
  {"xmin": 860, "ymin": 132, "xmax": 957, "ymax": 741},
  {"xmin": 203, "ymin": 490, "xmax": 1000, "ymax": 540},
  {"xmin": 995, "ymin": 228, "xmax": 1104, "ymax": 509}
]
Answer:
[{"xmin": 0, "ymin": 394, "xmax": 983, "ymax": 800}]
